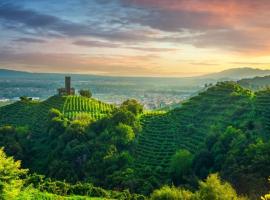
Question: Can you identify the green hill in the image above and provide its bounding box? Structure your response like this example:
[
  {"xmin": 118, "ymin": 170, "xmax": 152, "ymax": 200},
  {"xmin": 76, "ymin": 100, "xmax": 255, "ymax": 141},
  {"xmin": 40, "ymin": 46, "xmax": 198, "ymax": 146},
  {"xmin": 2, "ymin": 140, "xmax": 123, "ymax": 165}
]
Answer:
[
  {"xmin": 0, "ymin": 95, "xmax": 114, "ymax": 134},
  {"xmin": 135, "ymin": 82, "xmax": 255, "ymax": 174},
  {"xmin": 238, "ymin": 75, "xmax": 270, "ymax": 90},
  {"xmin": 1, "ymin": 82, "xmax": 270, "ymax": 198}
]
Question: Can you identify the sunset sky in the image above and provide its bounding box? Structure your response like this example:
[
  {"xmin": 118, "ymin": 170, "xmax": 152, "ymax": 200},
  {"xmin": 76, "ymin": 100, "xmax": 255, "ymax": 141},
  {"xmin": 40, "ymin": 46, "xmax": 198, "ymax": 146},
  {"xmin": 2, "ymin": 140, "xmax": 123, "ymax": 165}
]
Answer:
[{"xmin": 1, "ymin": 0, "xmax": 270, "ymax": 76}]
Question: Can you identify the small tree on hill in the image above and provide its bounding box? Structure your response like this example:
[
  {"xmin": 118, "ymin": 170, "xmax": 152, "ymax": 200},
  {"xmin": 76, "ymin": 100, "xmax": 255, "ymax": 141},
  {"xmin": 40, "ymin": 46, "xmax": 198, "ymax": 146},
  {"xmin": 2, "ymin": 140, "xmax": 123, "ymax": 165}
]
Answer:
[
  {"xmin": 170, "ymin": 149, "xmax": 193, "ymax": 183},
  {"xmin": 120, "ymin": 99, "xmax": 143, "ymax": 116},
  {"xmin": 20, "ymin": 96, "xmax": 32, "ymax": 102},
  {"xmin": 79, "ymin": 89, "xmax": 92, "ymax": 98}
]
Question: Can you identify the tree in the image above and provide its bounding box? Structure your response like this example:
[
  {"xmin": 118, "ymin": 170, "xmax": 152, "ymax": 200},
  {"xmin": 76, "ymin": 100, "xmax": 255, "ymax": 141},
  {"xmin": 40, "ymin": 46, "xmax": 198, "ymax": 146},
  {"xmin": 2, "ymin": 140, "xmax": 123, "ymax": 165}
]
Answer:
[
  {"xmin": 115, "ymin": 123, "xmax": 135, "ymax": 146},
  {"xmin": 170, "ymin": 149, "xmax": 193, "ymax": 183},
  {"xmin": 0, "ymin": 148, "xmax": 28, "ymax": 199},
  {"xmin": 19, "ymin": 96, "xmax": 31, "ymax": 102},
  {"xmin": 150, "ymin": 174, "xmax": 245, "ymax": 200},
  {"xmin": 79, "ymin": 89, "xmax": 92, "ymax": 98},
  {"xmin": 194, "ymin": 174, "xmax": 246, "ymax": 200},
  {"xmin": 112, "ymin": 109, "xmax": 136, "ymax": 127},
  {"xmin": 120, "ymin": 99, "xmax": 143, "ymax": 116}
]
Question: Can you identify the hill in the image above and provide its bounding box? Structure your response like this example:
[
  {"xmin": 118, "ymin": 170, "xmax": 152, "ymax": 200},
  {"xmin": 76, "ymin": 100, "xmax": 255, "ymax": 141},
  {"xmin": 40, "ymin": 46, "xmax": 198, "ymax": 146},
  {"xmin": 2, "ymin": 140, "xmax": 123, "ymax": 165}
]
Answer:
[
  {"xmin": 200, "ymin": 67, "xmax": 270, "ymax": 80},
  {"xmin": 135, "ymin": 82, "xmax": 254, "ymax": 174},
  {"xmin": 1, "ymin": 82, "xmax": 270, "ymax": 198},
  {"xmin": 0, "ymin": 69, "xmax": 32, "ymax": 77},
  {"xmin": 0, "ymin": 95, "xmax": 114, "ymax": 134},
  {"xmin": 238, "ymin": 75, "xmax": 270, "ymax": 90}
]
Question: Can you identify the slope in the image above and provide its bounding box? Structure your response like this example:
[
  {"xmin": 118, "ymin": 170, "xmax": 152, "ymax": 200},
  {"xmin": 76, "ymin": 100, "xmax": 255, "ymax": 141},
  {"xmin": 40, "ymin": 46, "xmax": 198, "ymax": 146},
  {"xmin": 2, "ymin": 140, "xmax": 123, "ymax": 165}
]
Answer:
[
  {"xmin": 135, "ymin": 82, "xmax": 254, "ymax": 174},
  {"xmin": 0, "ymin": 95, "xmax": 114, "ymax": 134}
]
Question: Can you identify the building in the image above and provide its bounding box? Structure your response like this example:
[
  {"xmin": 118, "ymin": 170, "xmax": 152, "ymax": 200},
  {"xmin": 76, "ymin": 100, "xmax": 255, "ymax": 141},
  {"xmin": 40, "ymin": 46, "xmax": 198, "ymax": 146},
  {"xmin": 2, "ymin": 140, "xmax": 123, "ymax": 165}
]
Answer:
[{"xmin": 58, "ymin": 76, "xmax": 75, "ymax": 95}]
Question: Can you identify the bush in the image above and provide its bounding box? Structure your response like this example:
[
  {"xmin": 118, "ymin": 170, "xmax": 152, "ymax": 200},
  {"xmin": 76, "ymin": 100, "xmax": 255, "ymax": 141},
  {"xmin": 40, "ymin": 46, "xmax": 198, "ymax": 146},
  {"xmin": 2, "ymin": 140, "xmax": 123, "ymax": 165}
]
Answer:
[
  {"xmin": 194, "ymin": 174, "xmax": 247, "ymax": 200},
  {"xmin": 0, "ymin": 148, "xmax": 28, "ymax": 200},
  {"xmin": 150, "ymin": 185, "xmax": 193, "ymax": 200}
]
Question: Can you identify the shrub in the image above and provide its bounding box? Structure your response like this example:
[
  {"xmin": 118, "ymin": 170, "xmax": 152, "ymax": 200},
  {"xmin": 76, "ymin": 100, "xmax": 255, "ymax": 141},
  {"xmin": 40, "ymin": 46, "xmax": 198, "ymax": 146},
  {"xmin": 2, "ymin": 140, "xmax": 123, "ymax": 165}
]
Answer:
[
  {"xmin": 79, "ymin": 90, "xmax": 92, "ymax": 98},
  {"xmin": 194, "ymin": 174, "xmax": 247, "ymax": 200},
  {"xmin": 150, "ymin": 185, "xmax": 193, "ymax": 200},
  {"xmin": 0, "ymin": 148, "xmax": 28, "ymax": 200}
]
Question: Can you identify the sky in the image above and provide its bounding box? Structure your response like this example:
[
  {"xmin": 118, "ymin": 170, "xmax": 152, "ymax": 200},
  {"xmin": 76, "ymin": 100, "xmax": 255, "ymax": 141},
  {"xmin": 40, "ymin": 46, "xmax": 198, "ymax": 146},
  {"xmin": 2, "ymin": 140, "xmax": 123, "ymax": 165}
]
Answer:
[{"xmin": 1, "ymin": 0, "xmax": 270, "ymax": 77}]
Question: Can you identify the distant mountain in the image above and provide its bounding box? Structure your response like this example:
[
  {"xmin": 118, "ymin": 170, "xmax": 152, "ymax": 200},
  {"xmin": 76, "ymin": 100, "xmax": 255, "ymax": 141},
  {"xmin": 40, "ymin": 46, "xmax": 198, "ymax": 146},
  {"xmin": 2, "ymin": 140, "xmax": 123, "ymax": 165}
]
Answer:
[
  {"xmin": 238, "ymin": 75, "xmax": 270, "ymax": 90},
  {"xmin": 200, "ymin": 67, "xmax": 270, "ymax": 80},
  {"xmin": 0, "ymin": 69, "xmax": 32, "ymax": 77}
]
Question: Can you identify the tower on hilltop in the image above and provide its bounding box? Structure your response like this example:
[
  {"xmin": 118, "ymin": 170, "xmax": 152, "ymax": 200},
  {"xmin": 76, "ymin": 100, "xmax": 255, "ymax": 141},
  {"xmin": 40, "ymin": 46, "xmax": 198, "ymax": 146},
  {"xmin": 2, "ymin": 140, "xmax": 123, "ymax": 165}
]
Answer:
[{"xmin": 58, "ymin": 76, "xmax": 75, "ymax": 95}]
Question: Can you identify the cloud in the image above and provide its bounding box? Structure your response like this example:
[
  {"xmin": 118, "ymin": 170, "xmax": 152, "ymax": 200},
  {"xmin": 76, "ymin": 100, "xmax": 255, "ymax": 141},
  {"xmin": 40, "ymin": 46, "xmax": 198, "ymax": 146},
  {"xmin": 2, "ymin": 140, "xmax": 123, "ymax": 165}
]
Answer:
[
  {"xmin": 73, "ymin": 40, "xmax": 120, "ymax": 48},
  {"xmin": 128, "ymin": 46, "xmax": 178, "ymax": 52},
  {"xmin": 0, "ymin": 3, "xmax": 155, "ymax": 43},
  {"xmin": 73, "ymin": 39, "xmax": 178, "ymax": 52},
  {"xmin": 13, "ymin": 37, "xmax": 46, "ymax": 43},
  {"xmin": 117, "ymin": 0, "xmax": 270, "ymax": 52},
  {"xmin": 0, "ymin": 51, "xmax": 162, "ymax": 76}
]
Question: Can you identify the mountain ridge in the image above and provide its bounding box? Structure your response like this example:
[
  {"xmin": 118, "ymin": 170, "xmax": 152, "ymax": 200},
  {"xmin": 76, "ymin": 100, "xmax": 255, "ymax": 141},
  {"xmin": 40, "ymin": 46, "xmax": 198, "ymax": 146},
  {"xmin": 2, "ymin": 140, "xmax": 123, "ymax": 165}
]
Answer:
[
  {"xmin": 1, "ymin": 67, "xmax": 270, "ymax": 79},
  {"xmin": 199, "ymin": 67, "xmax": 270, "ymax": 80}
]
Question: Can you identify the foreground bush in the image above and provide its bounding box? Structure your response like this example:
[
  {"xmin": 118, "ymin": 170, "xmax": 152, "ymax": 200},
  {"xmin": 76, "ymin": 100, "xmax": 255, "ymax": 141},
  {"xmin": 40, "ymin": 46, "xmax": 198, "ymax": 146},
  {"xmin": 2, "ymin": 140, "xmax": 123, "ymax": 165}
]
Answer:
[
  {"xmin": 194, "ymin": 174, "xmax": 247, "ymax": 200},
  {"xmin": 150, "ymin": 185, "xmax": 193, "ymax": 200},
  {"xmin": 0, "ymin": 148, "xmax": 28, "ymax": 200},
  {"xmin": 150, "ymin": 174, "xmax": 246, "ymax": 200}
]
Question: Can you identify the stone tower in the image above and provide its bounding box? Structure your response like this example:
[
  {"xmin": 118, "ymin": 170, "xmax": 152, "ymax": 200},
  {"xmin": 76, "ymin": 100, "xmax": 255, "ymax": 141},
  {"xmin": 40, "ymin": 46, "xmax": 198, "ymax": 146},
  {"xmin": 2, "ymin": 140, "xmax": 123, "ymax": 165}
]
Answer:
[{"xmin": 57, "ymin": 76, "xmax": 75, "ymax": 95}]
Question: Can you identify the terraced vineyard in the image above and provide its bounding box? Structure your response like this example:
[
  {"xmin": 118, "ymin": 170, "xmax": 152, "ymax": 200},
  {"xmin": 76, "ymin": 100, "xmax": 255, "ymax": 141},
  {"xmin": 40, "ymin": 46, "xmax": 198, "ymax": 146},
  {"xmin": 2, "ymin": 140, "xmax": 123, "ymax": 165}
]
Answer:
[
  {"xmin": 255, "ymin": 90, "xmax": 270, "ymax": 133},
  {"xmin": 0, "ymin": 95, "xmax": 114, "ymax": 134},
  {"xmin": 0, "ymin": 82, "xmax": 263, "ymax": 176},
  {"xmin": 63, "ymin": 96, "xmax": 114, "ymax": 120},
  {"xmin": 135, "ymin": 82, "xmax": 254, "ymax": 174}
]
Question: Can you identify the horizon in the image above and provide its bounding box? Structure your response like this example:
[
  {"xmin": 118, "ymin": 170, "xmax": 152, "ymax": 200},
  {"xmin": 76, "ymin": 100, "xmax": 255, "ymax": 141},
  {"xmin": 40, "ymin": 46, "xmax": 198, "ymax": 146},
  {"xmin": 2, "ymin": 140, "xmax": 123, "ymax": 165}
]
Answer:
[
  {"xmin": 1, "ymin": 66, "xmax": 268, "ymax": 78},
  {"xmin": 1, "ymin": 1, "xmax": 270, "ymax": 76}
]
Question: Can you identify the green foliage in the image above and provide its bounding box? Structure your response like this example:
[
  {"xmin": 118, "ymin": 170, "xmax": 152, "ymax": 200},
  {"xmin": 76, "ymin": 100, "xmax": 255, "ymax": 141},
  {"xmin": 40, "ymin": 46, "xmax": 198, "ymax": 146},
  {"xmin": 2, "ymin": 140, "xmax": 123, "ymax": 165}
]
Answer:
[
  {"xmin": 1, "ymin": 82, "xmax": 270, "ymax": 198},
  {"xmin": 0, "ymin": 95, "xmax": 114, "ymax": 135},
  {"xmin": 135, "ymin": 82, "xmax": 254, "ymax": 187},
  {"xmin": 150, "ymin": 185, "xmax": 193, "ymax": 200},
  {"xmin": 169, "ymin": 149, "xmax": 193, "ymax": 183},
  {"xmin": 150, "ymin": 174, "xmax": 245, "ymax": 200},
  {"xmin": 24, "ymin": 174, "xmax": 145, "ymax": 200},
  {"xmin": 0, "ymin": 148, "xmax": 28, "ymax": 200},
  {"xmin": 79, "ymin": 89, "xmax": 92, "ymax": 98},
  {"xmin": 115, "ymin": 123, "xmax": 135, "ymax": 145},
  {"xmin": 194, "ymin": 174, "xmax": 246, "ymax": 200},
  {"xmin": 63, "ymin": 96, "xmax": 114, "ymax": 120},
  {"xmin": 121, "ymin": 99, "xmax": 143, "ymax": 116}
]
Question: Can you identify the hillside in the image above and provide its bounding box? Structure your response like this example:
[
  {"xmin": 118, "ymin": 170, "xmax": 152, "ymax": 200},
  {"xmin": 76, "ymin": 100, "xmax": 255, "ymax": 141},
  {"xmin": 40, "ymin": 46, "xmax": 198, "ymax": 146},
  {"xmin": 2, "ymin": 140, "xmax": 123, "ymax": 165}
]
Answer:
[
  {"xmin": 1, "ymin": 82, "xmax": 270, "ymax": 198},
  {"xmin": 135, "ymin": 82, "xmax": 254, "ymax": 175},
  {"xmin": 0, "ymin": 95, "xmax": 114, "ymax": 134},
  {"xmin": 238, "ymin": 75, "xmax": 270, "ymax": 91},
  {"xmin": 200, "ymin": 67, "xmax": 270, "ymax": 80}
]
